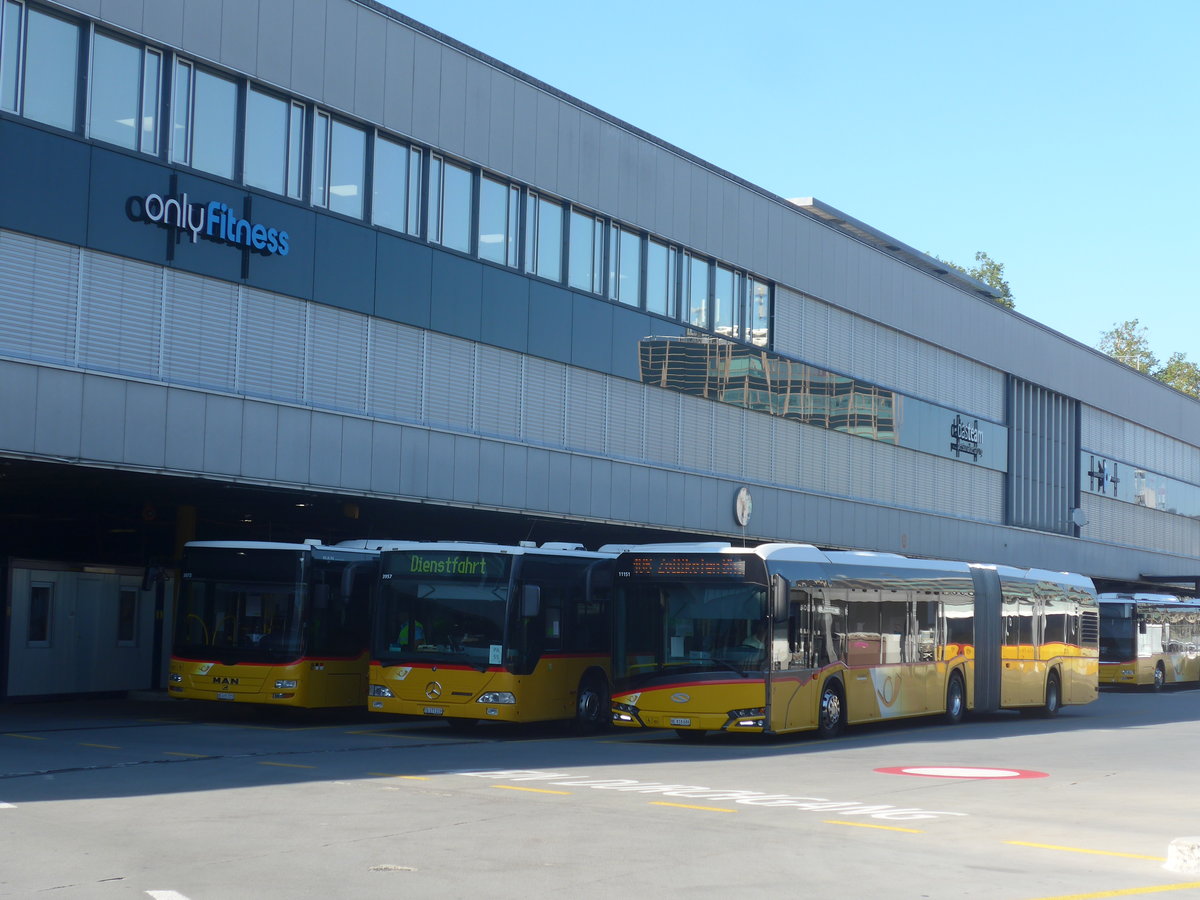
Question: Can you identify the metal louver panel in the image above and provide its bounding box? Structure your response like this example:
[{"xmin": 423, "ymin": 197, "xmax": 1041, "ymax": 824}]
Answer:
[
  {"xmin": 520, "ymin": 356, "xmax": 566, "ymax": 447},
  {"xmin": 424, "ymin": 331, "xmax": 476, "ymax": 430},
  {"xmin": 475, "ymin": 344, "xmax": 522, "ymax": 438},
  {"xmin": 642, "ymin": 385, "xmax": 679, "ymax": 466},
  {"xmin": 162, "ymin": 270, "xmax": 237, "ymax": 391},
  {"xmin": 564, "ymin": 368, "xmax": 608, "ymax": 454},
  {"xmin": 307, "ymin": 304, "xmax": 368, "ymax": 413},
  {"xmin": 238, "ymin": 287, "xmax": 307, "ymax": 402},
  {"xmin": 367, "ymin": 319, "xmax": 424, "ymax": 422},
  {"xmin": 79, "ymin": 253, "xmax": 161, "ymax": 378},
  {"xmin": 605, "ymin": 377, "xmax": 644, "ymax": 461},
  {"xmin": 0, "ymin": 231, "xmax": 79, "ymax": 365}
]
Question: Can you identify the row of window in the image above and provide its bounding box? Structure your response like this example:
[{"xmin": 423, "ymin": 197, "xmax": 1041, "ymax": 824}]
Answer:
[
  {"xmin": 0, "ymin": 1, "xmax": 772, "ymax": 346},
  {"xmin": 26, "ymin": 582, "xmax": 139, "ymax": 647}
]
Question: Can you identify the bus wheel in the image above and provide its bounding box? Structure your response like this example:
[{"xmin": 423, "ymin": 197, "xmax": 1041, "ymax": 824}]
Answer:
[
  {"xmin": 1040, "ymin": 672, "xmax": 1062, "ymax": 718},
  {"xmin": 572, "ymin": 674, "xmax": 609, "ymax": 735},
  {"xmin": 817, "ymin": 681, "xmax": 845, "ymax": 738},
  {"xmin": 944, "ymin": 672, "xmax": 966, "ymax": 725},
  {"xmin": 1153, "ymin": 664, "xmax": 1166, "ymax": 691}
]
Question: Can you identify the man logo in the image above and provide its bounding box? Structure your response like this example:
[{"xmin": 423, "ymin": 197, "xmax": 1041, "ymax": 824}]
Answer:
[{"xmin": 671, "ymin": 693, "xmax": 691, "ymax": 703}]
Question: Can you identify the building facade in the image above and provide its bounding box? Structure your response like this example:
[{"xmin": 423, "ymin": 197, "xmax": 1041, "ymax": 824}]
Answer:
[{"xmin": 1, "ymin": 0, "xmax": 1197, "ymax": 696}]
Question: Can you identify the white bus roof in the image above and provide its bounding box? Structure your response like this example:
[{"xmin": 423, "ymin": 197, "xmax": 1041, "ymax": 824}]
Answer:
[
  {"xmin": 185, "ymin": 540, "xmax": 377, "ymax": 555},
  {"xmin": 365, "ymin": 540, "xmax": 617, "ymax": 558}
]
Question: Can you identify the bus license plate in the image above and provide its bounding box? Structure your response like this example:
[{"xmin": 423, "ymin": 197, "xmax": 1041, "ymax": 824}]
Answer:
[
  {"xmin": 217, "ymin": 692, "xmax": 235, "ymax": 701},
  {"xmin": 669, "ymin": 718, "xmax": 691, "ymax": 727},
  {"xmin": 423, "ymin": 707, "xmax": 444, "ymax": 716}
]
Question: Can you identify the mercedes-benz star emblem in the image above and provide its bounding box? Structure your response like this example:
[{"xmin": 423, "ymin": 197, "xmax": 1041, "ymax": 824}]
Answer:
[{"xmin": 425, "ymin": 681, "xmax": 443, "ymax": 700}]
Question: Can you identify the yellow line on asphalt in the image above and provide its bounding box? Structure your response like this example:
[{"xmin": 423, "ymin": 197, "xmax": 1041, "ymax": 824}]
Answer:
[
  {"xmin": 1024, "ymin": 882, "xmax": 1200, "ymax": 899},
  {"xmin": 79, "ymin": 743, "xmax": 120, "ymax": 749},
  {"xmin": 368, "ymin": 773, "xmax": 429, "ymax": 779},
  {"xmin": 3, "ymin": 733, "xmax": 46, "ymax": 740},
  {"xmin": 824, "ymin": 819, "xmax": 924, "ymax": 834},
  {"xmin": 257, "ymin": 761, "xmax": 316, "ymax": 769},
  {"xmin": 649, "ymin": 801, "xmax": 736, "ymax": 813},
  {"xmin": 164, "ymin": 752, "xmax": 209, "ymax": 758},
  {"xmin": 492, "ymin": 785, "xmax": 571, "ymax": 795},
  {"xmin": 1007, "ymin": 841, "xmax": 1166, "ymax": 861}
]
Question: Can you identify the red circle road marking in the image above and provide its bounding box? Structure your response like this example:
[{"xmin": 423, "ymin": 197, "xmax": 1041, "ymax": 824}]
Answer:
[{"xmin": 875, "ymin": 766, "xmax": 1049, "ymax": 779}]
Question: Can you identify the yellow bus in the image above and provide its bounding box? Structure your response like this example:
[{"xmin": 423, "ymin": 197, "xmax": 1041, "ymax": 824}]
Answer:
[
  {"xmin": 367, "ymin": 542, "xmax": 617, "ymax": 732},
  {"xmin": 1099, "ymin": 593, "xmax": 1200, "ymax": 689},
  {"xmin": 169, "ymin": 540, "xmax": 380, "ymax": 708},
  {"xmin": 608, "ymin": 543, "xmax": 1098, "ymax": 739}
]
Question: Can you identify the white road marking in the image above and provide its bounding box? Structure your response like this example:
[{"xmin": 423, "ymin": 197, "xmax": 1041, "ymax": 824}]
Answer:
[{"xmin": 146, "ymin": 891, "xmax": 192, "ymax": 900}]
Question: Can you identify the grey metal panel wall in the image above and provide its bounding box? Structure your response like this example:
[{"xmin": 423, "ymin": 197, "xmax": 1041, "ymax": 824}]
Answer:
[
  {"xmin": 1007, "ymin": 379, "xmax": 1078, "ymax": 535},
  {"xmin": 1082, "ymin": 406, "xmax": 1200, "ymax": 484}
]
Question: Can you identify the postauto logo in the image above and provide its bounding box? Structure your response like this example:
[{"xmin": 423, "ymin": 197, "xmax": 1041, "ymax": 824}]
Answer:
[{"xmin": 132, "ymin": 191, "xmax": 290, "ymax": 257}]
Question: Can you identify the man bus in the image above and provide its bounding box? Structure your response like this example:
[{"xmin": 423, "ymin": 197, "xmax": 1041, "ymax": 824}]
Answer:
[{"xmin": 607, "ymin": 542, "xmax": 1098, "ymax": 739}]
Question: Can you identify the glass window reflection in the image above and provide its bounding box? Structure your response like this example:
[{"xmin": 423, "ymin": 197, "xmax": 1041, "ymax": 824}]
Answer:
[
  {"xmin": 328, "ymin": 118, "xmax": 366, "ymax": 218},
  {"xmin": 20, "ymin": 7, "xmax": 78, "ymax": 130},
  {"xmin": 191, "ymin": 68, "xmax": 237, "ymax": 179},
  {"xmin": 646, "ymin": 239, "xmax": 676, "ymax": 317},
  {"xmin": 479, "ymin": 175, "xmax": 518, "ymax": 265},
  {"xmin": 244, "ymin": 87, "xmax": 289, "ymax": 195},
  {"xmin": 525, "ymin": 193, "xmax": 562, "ymax": 282},
  {"xmin": 687, "ymin": 254, "xmax": 710, "ymax": 329},
  {"xmin": 88, "ymin": 33, "xmax": 140, "ymax": 148},
  {"xmin": 374, "ymin": 135, "xmax": 421, "ymax": 236},
  {"xmin": 568, "ymin": 208, "xmax": 601, "ymax": 292}
]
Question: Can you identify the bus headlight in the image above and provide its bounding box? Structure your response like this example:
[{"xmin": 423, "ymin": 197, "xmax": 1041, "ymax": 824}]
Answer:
[
  {"xmin": 368, "ymin": 684, "xmax": 395, "ymax": 698},
  {"xmin": 169, "ymin": 673, "xmax": 182, "ymax": 683},
  {"xmin": 477, "ymin": 692, "xmax": 516, "ymax": 704},
  {"xmin": 274, "ymin": 680, "xmax": 298, "ymax": 689},
  {"xmin": 729, "ymin": 707, "xmax": 765, "ymax": 718},
  {"xmin": 612, "ymin": 701, "xmax": 639, "ymax": 715}
]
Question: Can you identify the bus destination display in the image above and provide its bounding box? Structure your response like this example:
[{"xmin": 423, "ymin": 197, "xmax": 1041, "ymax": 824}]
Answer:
[{"xmin": 619, "ymin": 555, "xmax": 747, "ymax": 579}]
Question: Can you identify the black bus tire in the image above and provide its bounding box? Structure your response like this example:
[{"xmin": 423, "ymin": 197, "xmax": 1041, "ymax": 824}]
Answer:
[
  {"xmin": 944, "ymin": 671, "xmax": 966, "ymax": 725},
  {"xmin": 817, "ymin": 680, "xmax": 845, "ymax": 738}
]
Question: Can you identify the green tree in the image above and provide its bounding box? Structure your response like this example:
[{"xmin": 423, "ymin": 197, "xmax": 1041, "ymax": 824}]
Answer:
[
  {"xmin": 1098, "ymin": 319, "xmax": 1158, "ymax": 374},
  {"xmin": 931, "ymin": 251, "xmax": 1015, "ymax": 309},
  {"xmin": 1155, "ymin": 352, "xmax": 1200, "ymax": 398}
]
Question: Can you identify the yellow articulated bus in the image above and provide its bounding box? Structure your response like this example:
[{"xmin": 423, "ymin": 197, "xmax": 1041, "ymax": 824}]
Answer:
[
  {"xmin": 1099, "ymin": 593, "xmax": 1200, "ymax": 689},
  {"xmin": 608, "ymin": 542, "xmax": 1099, "ymax": 740},
  {"xmin": 368, "ymin": 542, "xmax": 617, "ymax": 732},
  {"xmin": 170, "ymin": 540, "xmax": 381, "ymax": 708}
]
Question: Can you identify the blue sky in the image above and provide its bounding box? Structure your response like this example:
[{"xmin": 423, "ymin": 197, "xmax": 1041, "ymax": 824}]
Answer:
[{"xmin": 385, "ymin": 1, "xmax": 1199, "ymax": 361}]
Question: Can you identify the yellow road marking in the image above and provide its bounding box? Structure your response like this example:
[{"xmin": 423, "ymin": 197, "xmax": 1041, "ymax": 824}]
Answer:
[
  {"xmin": 257, "ymin": 761, "xmax": 316, "ymax": 769},
  {"xmin": 368, "ymin": 773, "xmax": 429, "ymax": 779},
  {"xmin": 3, "ymin": 734, "xmax": 45, "ymax": 741},
  {"xmin": 164, "ymin": 752, "xmax": 209, "ymax": 758},
  {"xmin": 492, "ymin": 785, "xmax": 571, "ymax": 795},
  {"xmin": 79, "ymin": 743, "xmax": 120, "ymax": 749},
  {"xmin": 1024, "ymin": 883, "xmax": 1200, "ymax": 899},
  {"xmin": 1007, "ymin": 841, "xmax": 1166, "ymax": 862},
  {"xmin": 649, "ymin": 801, "xmax": 736, "ymax": 813},
  {"xmin": 824, "ymin": 819, "xmax": 923, "ymax": 834}
]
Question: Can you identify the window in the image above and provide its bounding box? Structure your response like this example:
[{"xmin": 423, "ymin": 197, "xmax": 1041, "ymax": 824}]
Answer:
[
  {"xmin": 171, "ymin": 61, "xmax": 237, "ymax": 179},
  {"xmin": 524, "ymin": 192, "xmax": 562, "ymax": 281},
  {"xmin": 117, "ymin": 587, "xmax": 138, "ymax": 645},
  {"xmin": 88, "ymin": 32, "xmax": 160, "ymax": 153},
  {"xmin": 1, "ymin": 3, "xmax": 79, "ymax": 130},
  {"xmin": 311, "ymin": 111, "xmax": 366, "ymax": 218},
  {"xmin": 646, "ymin": 239, "xmax": 676, "ymax": 317},
  {"xmin": 478, "ymin": 174, "xmax": 519, "ymax": 265},
  {"xmin": 427, "ymin": 154, "xmax": 471, "ymax": 251},
  {"xmin": 608, "ymin": 224, "xmax": 641, "ymax": 306},
  {"xmin": 373, "ymin": 135, "xmax": 422, "ymax": 236},
  {"xmin": 567, "ymin": 208, "xmax": 602, "ymax": 292},
  {"xmin": 243, "ymin": 87, "xmax": 303, "ymax": 198},
  {"xmin": 27, "ymin": 582, "xmax": 52, "ymax": 645},
  {"xmin": 714, "ymin": 266, "xmax": 735, "ymax": 337},
  {"xmin": 747, "ymin": 278, "xmax": 770, "ymax": 347},
  {"xmin": 685, "ymin": 253, "xmax": 710, "ymax": 328}
]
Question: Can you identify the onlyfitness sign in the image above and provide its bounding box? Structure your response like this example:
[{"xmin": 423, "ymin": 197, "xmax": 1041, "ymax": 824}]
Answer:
[{"xmin": 130, "ymin": 191, "xmax": 290, "ymax": 257}]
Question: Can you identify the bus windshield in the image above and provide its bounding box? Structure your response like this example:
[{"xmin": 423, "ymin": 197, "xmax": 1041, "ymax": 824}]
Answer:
[
  {"xmin": 614, "ymin": 581, "xmax": 767, "ymax": 683},
  {"xmin": 1099, "ymin": 606, "xmax": 1134, "ymax": 661},
  {"xmin": 374, "ymin": 551, "xmax": 513, "ymax": 670},
  {"xmin": 174, "ymin": 549, "xmax": 305, "ymax": 663}
]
